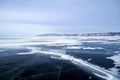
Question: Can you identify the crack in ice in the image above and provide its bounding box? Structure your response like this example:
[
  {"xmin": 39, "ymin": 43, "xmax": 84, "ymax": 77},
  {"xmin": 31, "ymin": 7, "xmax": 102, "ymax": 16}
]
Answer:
[{"xmin": 18, "ymin": 47, "xmax": 120, "ymax": 80}]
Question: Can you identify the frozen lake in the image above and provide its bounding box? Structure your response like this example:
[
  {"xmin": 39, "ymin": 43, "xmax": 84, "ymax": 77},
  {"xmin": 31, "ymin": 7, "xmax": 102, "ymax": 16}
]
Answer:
[{"xmin": 0, "ymin": 36, "xmax": 120, "ymax": 80}]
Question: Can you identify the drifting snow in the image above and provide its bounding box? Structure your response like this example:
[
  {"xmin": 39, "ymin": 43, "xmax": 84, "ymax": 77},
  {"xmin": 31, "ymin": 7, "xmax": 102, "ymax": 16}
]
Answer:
[{"xmin": 0, "ymin": 36, "xmax": 120, "ymax": 48}]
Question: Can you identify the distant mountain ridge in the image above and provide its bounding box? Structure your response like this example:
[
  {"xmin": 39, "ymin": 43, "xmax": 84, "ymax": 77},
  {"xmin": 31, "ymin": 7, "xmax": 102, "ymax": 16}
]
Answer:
[
  {"xmin": 81, "ymin": 32, "xmax": 120, "ymax": 36},
  {"xmin": 37, "ymin": 32, "xmax": 120, "ymax": 36}
]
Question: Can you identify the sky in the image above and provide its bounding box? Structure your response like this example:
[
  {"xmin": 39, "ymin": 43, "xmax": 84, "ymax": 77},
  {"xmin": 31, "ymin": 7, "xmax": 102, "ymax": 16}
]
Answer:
[{"xmin": 0, "ymin": 0, "xmax": 120, "ymax": 35}]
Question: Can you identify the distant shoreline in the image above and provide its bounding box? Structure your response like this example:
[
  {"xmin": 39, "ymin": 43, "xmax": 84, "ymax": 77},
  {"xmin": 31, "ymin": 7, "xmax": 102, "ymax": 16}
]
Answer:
[{"xmin": 37, "ymin": 32, "xmax": 120, "ymax": 36}]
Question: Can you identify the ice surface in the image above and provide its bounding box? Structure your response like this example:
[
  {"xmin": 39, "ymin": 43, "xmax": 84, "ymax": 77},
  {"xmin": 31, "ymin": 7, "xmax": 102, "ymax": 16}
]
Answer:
[
  {"xmin": 0, "ymin": 36, "xmax": 120, "ymax": 80},
  {"xmin": 17, "ymin": 46, "xmax": 120, "ymax": 80}
]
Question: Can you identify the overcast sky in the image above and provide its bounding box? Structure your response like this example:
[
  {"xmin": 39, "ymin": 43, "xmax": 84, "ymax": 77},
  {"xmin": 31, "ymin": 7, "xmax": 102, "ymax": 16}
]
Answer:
[{"xmin": 0, "ymin": 0, "xmax": 120, "ymax": 35}]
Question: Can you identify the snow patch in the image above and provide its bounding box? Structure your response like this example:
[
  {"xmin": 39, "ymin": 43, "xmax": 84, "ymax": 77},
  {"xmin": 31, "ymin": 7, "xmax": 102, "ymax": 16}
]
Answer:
[
  {"xmin": 0, "ymin": 50, "xmax": 6, "ymax": 52},
  {"xmin": 109, "ymin": 68, "xmax": 120, "ymax": 74},
  {"xmin": 66, "ymin": 46, "xmax": 104, "ymax": 50},
  {"xmin": 107, "ymin": 54, "xmax": 120, "ymax": 67}
]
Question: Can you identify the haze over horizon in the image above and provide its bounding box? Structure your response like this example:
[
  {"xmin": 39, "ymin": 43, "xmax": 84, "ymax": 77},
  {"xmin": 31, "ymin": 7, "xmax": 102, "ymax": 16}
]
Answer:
[{"xmin": 0, "ymin": 0, "xmax": 120, "ymax": 36}]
